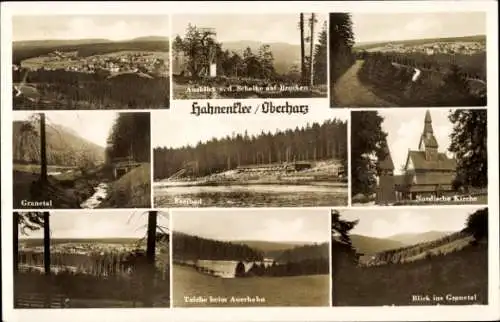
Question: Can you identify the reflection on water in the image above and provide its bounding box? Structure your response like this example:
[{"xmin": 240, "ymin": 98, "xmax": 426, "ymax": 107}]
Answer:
[{"xmin": 154, "ymin": 184, "xmax": 347, "ymax": 207}]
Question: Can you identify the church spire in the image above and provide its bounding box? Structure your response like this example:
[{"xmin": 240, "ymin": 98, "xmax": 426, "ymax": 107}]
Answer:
[
  {"xmin": 419, "ymin": 110, "xmax": 438, "ymax": 150},
  {"xmin": 423, "ymin": 110, "xmax": 434, "ymax": 135}
]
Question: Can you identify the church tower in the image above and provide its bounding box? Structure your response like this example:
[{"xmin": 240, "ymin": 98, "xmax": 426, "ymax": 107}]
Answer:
[{"xmin": 418, "ymin": 110, "xmax": 438, "ymax": 161}]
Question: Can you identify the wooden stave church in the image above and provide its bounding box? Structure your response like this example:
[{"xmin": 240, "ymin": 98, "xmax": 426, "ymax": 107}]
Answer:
[{"xmin": 376, "ymin": 110, "xmax": 457, "ymax": 204}]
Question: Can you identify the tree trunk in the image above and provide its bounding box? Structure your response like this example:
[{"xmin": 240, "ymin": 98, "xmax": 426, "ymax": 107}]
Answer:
[
  {"xmin": 13, "ymin": 213, "xmax": 19, "ymax": 275},
  {"xmin": 144, "ymin": 210, "xmax": 157, "ymax": 307},
  {"xmin": 309, "ymin": 13, "xmax": 315, "ymax": 88},
  {"xmin": 43, "ymin": 211, "xmax": 52, "ymax": 307},
  {"xmin": 43, "ymin": 212, "xmax": 51, "ymax": 275},
  {"xmin": 300, "ymin": 13, "xmax": 306, "ymax": 85},
  {"xmin": 39, "ymin": 113, "xmax": 48, "ymax": 184}
]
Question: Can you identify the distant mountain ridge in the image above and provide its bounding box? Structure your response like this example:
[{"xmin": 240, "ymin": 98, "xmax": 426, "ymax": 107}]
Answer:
[
  {"xmin": 387, "ymin": 231, "xmax": 454, "ymax": 246},
  {"xmin": 234, "ymin": 240, "xmax": 316, "ymax": 253},
  {"xmin": 13, "ymin": 36, "xmax": 169, "ymax": 49},
  {"xmin": 20, "ymin": 237, "xmax": 141, "ymax": 246},
  {"xmin": 350, "ymin": 234, "xmax": 407, "ymax": 255}
]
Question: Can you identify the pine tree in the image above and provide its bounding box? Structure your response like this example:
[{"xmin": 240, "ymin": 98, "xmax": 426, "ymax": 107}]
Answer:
[
  {"xmin": 313, "ymin": 21, "xmax": 328, "ymax": 85},
  {"xmin": 331, "ymin": 209, "xmax": 358, "ymax": 306},
  {"xmin": 329, "ymin": 13, "xmax": 355, "ymax": 85},
  {"xmin": 351, "ymin": 111, "xmax": 388, "ymax": 196}
]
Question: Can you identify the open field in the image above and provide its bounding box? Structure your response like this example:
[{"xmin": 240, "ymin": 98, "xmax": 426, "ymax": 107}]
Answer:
[{"xmin": 173, "ymin": 264, "xmax": 329, "ymax": 307}]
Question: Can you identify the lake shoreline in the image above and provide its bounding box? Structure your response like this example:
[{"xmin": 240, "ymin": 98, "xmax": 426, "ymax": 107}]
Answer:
[{"xmin": 154, "ymin": 179, "xmax": 348, "ymax": 188}]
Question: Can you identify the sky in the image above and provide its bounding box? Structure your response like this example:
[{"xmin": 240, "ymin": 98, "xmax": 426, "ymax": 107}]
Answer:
[
  {"xmin": 173, "ymin": 209, "xmax": 329, "ymax": 243},
  {"xmin": 19, "ymin": 211, "xmax": 170, "ymax": 239},
  {"xmin": 377, "ymin": 109, "xmax": 454, "ymax": 175},
  {"xmin": 172, "ymin": 14, "xmax": 327, "ymax": 45},
  {"xmin": 153, "ymin": 108, "xmax": 348, "ymax": 148},
  {"xmin": 13, "ymin": 111, "xmax": 118, "ymax": 147},
  {"xmin": 337, "ymin": 207, "xmax": 482, "ymax": 238},
  {"xmin": 351, "ymin": 12, "xmax": 486, "ymax": 44},
  {"xmin": 13, "ymin": 15, "xmax": 169, "ymax": 42}
]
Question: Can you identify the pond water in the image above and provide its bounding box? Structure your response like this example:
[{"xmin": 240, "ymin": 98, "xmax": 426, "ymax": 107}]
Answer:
[
  {"xmin": 180, "ymin": 259, "xmax": 274, "ymax": 278},
  {"xmin": 154, "ymin": 184, "xmax": 347, "ymax": 207}
]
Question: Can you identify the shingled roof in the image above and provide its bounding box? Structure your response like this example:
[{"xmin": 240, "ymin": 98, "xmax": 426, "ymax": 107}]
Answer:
[{"xmin": 407, "ymin": 150, "xmax": 457, "ymax": 171}]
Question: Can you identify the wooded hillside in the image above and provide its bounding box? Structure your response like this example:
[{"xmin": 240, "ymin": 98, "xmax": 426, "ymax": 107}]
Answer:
[
  {"xmin": 172, "ymin": 233, "xmax": 264, "ymax": 261},
  {"xmin": 13, "ymin": 120, "xmax": 104, "ymax": 167}
]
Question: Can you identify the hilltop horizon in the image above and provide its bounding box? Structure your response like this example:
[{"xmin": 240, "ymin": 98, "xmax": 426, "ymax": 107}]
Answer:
[
  {"xmin": 13, "ymin": 35, "xmax": 169, "ymax": 44},
  {"xmin": 174, "ymin": 230, "xmax": 322, "ymax": 246},
  {"xmin": 354, "ymin": 34, "xmax": 486, "ymax": 47}
]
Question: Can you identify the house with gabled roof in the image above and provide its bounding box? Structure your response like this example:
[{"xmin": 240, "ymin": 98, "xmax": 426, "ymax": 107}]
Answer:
[{"xmin": 394, "ymin": 110, "xmax": 457, "ymax": 200}]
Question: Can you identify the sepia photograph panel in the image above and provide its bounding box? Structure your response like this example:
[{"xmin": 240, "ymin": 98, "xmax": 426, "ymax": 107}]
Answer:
[
  {"xmin": 330, "ymin": 12, "xmax": 486, "ymax": 107},
  {"xmin": 331, "ymin": 207, "xmax": 488, "ymax": 306},
  {"xmin": 13, "ymin": 111, "xmax": 151, "ymax": 209},
  {"xmin": 12, "ymin": 15, "xmax": 170, "ymax": 110},
  {"xmin": 153, "ymin": 109, "xmax": 348, "ymax": 208},
  {"xmin": 172, "ymin": 208, "xmax": 330, "ymax": 307},
  {"xmin": 350, "ymin": 108, "xmax": 487, "ymax": 206},
  {"xmin": 13, "ymin": 210, "xmax": 170, "ymax": 308},
  {"xmin": 172, "ymin": 14, "xmax": 327, "ymax": 99}
]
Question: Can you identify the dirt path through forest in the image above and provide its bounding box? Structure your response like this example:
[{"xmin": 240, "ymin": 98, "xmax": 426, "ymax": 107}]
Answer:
[{"xmin": 332, "ymin": 60, "xmax": 397, "ymax": 107}]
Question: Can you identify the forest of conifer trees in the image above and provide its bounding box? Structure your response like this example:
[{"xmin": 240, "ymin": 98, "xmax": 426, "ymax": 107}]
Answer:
[
  {"xmin": 173, "ymin": 233, "xmax": 264, "ymax": 262},
  {"xmin": 154, "ymin": 119, "xmax": 347, "ymax": 180},
  {"xmin": 106, "ymin": 113, "xmax": 151, "ymax": 164}
]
